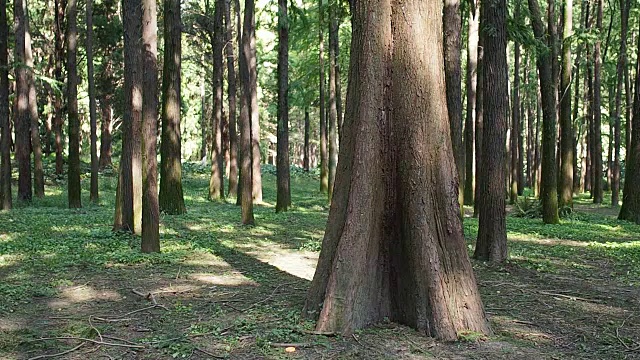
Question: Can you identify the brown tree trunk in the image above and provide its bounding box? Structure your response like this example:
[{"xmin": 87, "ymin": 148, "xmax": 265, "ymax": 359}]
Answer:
[
  {"xmin": 14, "ymin": 0, "xmax": 32, "ymax": 202},
  {"xmin": 510, "ymin": 38, "xmax": 521, "ymax": 205},
  {"xmin": 225, "ymin": 0, "xmax": 238, "ymax": 199},
  {"xmin": 528, "ymin": 0, "xmax": 559, "ymax": 224},
  {"xmin": 463, "ymin": 0, "xmax": 479, "ymax": 206},
  {"xmin": 98, "ymin": 94, "xmax": 113, "ymax": 169},
  {"xmin": 611, "ymin": 0, "xmax": 629, "ymax": 207},
  {"xmin": 141, "ymin": 0, "xmax": 160, "ymax": 252},
  {"xmin": 0, "ymin": 0, "xmax": 11, "ymax": 210},
  {"xmin": 27, "ymin": 19, "xmax": 44, "ymax": 199},
  {"xmin": 54, "ymin": 0, "xmax": 65, "ymax": 176},
  {"xmin": 276, "ymin": 0, "xmax": 291, "ymax": 212},
  {"xmin": 328, "ymin": 1, "xmax": 338, "ymax": 201},
  {"xmin": 159, "ymin": 0, "xmax": 186, "ymax": 215},
  {"xmin": 304, "ymin": 109, "xmax": 310, "ymax": 171},
  {"xmin": 319, "ymin": 0, "xmax": 328, "ymax": 194},
  {"xmin": 246, "ymin": 0, "xmax": 261, "ymax": 203},
  {"xmin": 239, "ymin": 0, "xmax": 255, "ymax": 224},
  {"xmin": 67, "ymin": 0, "xmax": 81, "ymax": 208},
  {"xmin": 592, "ymin": 0, "xmax": 603, "ymax": 204},
  {"xmin": 473, "ymin": 14, "xmax": 484, "ymax": 217},
  {"xmin": 558, "ymin": 0, "xmax": 573, "ymax": 207},
  {"xmin": 87, "ymin": 0, "xmax": 99, "ymax": 203},
  {"xmin": 209, "ymin": 0, "xmax": 225, "ymax": 201},
  {"xmin": 304, "ymin": 0, "xmax": 490, "ymax": 340},
  {"xmin": 475, "ymin": 0, "xmax": 508, "ymax": 262}
]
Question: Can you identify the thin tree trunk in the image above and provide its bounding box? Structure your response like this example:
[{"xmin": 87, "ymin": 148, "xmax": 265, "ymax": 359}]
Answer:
[
  {"xmin": 14, "ymin": 0, "xmax": 32, "ymax": 202},
  {"xmin": 0, "ymin": 0, "xmax": 11, "ymax": 209},
  {"xmin": 246, "ymin": 0, "xmax": 261, "ymax": 203},
  {"xmin": 558, "ymin": 0, "xmax": 573, "ymax": 207},
  {"xmin": 99, "ymin": 94, "xmax": 113, "ymax": 169},
  {"xmin": 510, "ymin": 37, "xmax": 521, "ymax": 205},
  {"xmin": 592, "ymin": 0, "xmax": 603, "ymax": 204},
  {"xmin": 27, "ymin": 18, "xmax": 44, "ymax": 199},
  {"xmin": 612, "ymin": 0, "xmax": 629, "ymax": 207},
  {"xmin": 210, "ymin": 0, "xmax": 225, "ymax": 201},
  {"xmin": 319, "ymin": 0, "xmax": 328, "ymax": 194},
  {"xmin": 239, "ymin": 0, "xmax": 255, "ymax": 224},
  {"xmin": 225, "ymin": 0, "xmax": 238, "ymax": 199},
  {"xmin": 328, "ymin": 1, "xmax": 338, "ymax": 201},
  {"xmin": 54, "ymin": 0, "xmax": 65, "ymax": 176},
  {"xmin": 473, "ymin": 14, "xmax": 484, "ymax": 217},
  {"xmin": 87, "ymin": 0, "xmax": 99, "ymax": 203},
  {"xmin": 463, "ymin": 0, "xmax": 478, "ymax": 206},
  {"xmin": 304, "ymin": 109, "xmax": 310, "ymax": 171},
  {"xmin": 159, "ymin": 0, "xmax": 186, "ymax": 215},
  {"xmin": 67, "ymin": 0, "xmax": 81, "ymax": 208},
  {"xmin": 276, "ymin": 0, "xmax": 291, "ymax": 212}
]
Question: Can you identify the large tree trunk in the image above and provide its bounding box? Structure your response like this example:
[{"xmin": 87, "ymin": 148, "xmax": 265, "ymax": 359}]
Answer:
[
  {"xmin": 619, "ymin": 34, "xmax": 640, "ymax": 223},
  {"xmin": 592, "ymin": 0, "xmax": 603, "ymax": 204},
  {"xmin": 558, "ymin": 0, "xmax": 573, "ymax": 207},
  {"xmin": 141, "ymin": 0, "xmax": 160, "ymax": 252},
  {"xmin": 328, "ymin": 0, "xmax": 338, "ymax": 202},
  {"xmin": 0, "ymin": 0, "xmax": 10, "ymax": 210},
  {"xmin": 159, "ymin": 0, "xmax": 186, "ymax": 215},
  {"xmin": 14, "ymin": 0, "xmax": 32, "ymax": 202},
  {"xmin": 463, "ymin": 0, "xmax": 479, "ymax": 206},
  {"xmin": 54, "ymin": 0, "xmax": 65, "ymax": 176},
  {"xmin": 246, "ymin": 0, "xmax": 261, "ymax": 203},
  {"xmin": 444, "ymin": 0, "xmax": 464, "ymax": 213},
  {"xmin": 87, "ymin": 0, "xmax": 99, "ymax": 203},
  {"xmin": 275, "ymin": 0, "xmax": 291, "ymax": 212},
  {"xmin": 528, "ymin": 0, "xmax": 559, "ymax": 224},
  {"xmin": 209, "ymin": 0, "xmax": 225, "ymax": 201},
  {"xmin": 225, "ymin": 0, "xmax": 238, "ymax": 199},
  {"xmin": 67, "ymin": 0, "xmax": 82, "ymax": 208},
  {"xmin": 611, "ymin": 0, "xmax": 629, "ymax": 207},
  {"xmin": 474, "ymin": 0, "xmax": 508, "ymax": 262},
  {"xmin": 318, "ymin": 0, "xmax": 328, "ymax": 194},
  {"xmin": 303, "ymin": 0, "xmax": 490, "ymax": 340}
]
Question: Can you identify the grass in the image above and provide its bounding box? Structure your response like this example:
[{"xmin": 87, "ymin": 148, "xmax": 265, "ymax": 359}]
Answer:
[{"xmin": 1, "ymin": 160, "xmax": 640, "ymax": 359}]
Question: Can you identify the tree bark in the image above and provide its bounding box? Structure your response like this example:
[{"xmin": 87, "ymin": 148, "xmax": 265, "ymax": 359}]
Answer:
[
  {"xmin": 54, "ymin": 0, "xmax": 65, "ymax": 176},
  {"xmin": 592, "ymin": 0, "xmax": 603, "ymax": 204},
  {"xmin": 528, "ymin": 0, "xmax": 559, "ymax": 224},
  {"xmin": 27, "ymin": 12, "xmax": 44, "ymax": 199},
  {"xmin": 318, "ymin": 0, "xmax": 328, "ymax": 194},
  {"xmin": 245, "ymin": 0, "xmax": 261, "ymax": 203},
  {"xmin": 558, "ymin": 0, "xmax": 573, "ymax": 207},
  {"xmin": 611, "ymin": 0, "xmax": 629, "ymax": 207},
  {"xmin": 159, "ymin": 0, "xmax": 186, "ymax": 215},
  {"xmin": 0, "ymin": 0, "xmax": 11, "ymax": 210},
  {"xmin": 328, "ymin": 1, "xmax": 339, "ymax": 201},
  {"xmin": 14, "ymin": 0, "xmax": 32, "ymax": 202},
  {"xmin": 276, "ymin": 0, "xmax": 291, "ymax": 212},
  {"xmin": 510, "ymin": 40, "xmax": 521, "ymax": 205},
  {"xmin": 463, "ymin": 0, "xmax": 478, "ymax": 206},
  {"xmin": 475, "ymin": 0, "xmax": 508, "ymax": 262},
  {"xmin": 87, "ymin": 0, "xmax": 99, "ymax": 203},
  {"xmin": 473, "ymin": 14, "xmax": 484, "ymax": 217},
  {"xmin": 239, "ymin": 0, "xmax": 255, "ymax": 224},
  {"xmin": 304, "ymin": 0, "xmax": 490, "ymax": 340},
  {"xmin": 210, "ymin": 0, "xmax": 225, "ymax": 201},
  {"xmin": 225, "ymin": 0, "xmax": 238, "ymax": 199},
  {"xmin": 98, "ymin": 94, "xmax": 113, "ymax": 169},
  {"xmin": 304, "ymin": 109, "xmax": 310, "ymax": 171},
  {"xmin": 67, "ymin": 0, "xmax": 82, "ymax": 208}
]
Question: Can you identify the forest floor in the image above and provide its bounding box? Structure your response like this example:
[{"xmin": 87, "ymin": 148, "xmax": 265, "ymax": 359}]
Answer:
[{"xmin": 1, "ymin": 161, "xmax": 640, "ymax": 359}]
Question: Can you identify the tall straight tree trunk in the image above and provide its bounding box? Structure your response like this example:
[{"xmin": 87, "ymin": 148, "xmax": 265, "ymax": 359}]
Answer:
[
  {"xmin": 558, "ymin": 0, "xmax": 573, "ymax": 207},
  {"xmin": 239, "ymin": 0, "xmax": 255, "ymax": 224},
  {"xmin": 0, "ymin": 0, "xmax": 10, "ymax": 210},
  {"xmin": 526, "ymin": 56, "xmax": 535, "ymax": 187},
  {"xmin": 528, "ymin": 0, "xmax": 559, "ymax": 224},
  {"xmin": 318, "ymin": 0, "xmax": 328, "ymax": 194},
  {"xmin": 159, "ymin": 0, "xmax": 186, "ymax": 215},
  {"xmin": 592, "ymin": 0, "xmax": 603, "ymax": 204},
  {"xmin": 275, "ymin": 0, "xmax": 291, "ymax": 212},
  {"xmin": 141, "ymin": 0, "xmax": 160, "ymax": 252},
  {"xmin": 586, "ymin": 52, "xmax": 594, "ymax": 194},
  {"xmin": 303, "ymin": 0, "xmax": 490, "ymax": 339},
  {"xmin": 328, "ymin": 1, "xmax": 338, "ymax": 201},
  {"xmin": 534, "ymin": 86, "xmax": 542, "ymax": 196},
  {"xmin": 612, "ymin": 0, "xmax": 629, "ymax": 206},
  {"xmin": 444, "ymin": 0, "xmax": 464, "ymax": 212},
  {"xmin": 473, "ymin": 19, "xmax": 484, "ymax": 217},
  {"xmin": 54, "ymin": 0, "xmax": 65, "ymax": 175},
  {"xmin": 210, "ymin": 0, "xmax": 225, "ymax": 201},
  {"xmin": 235, "ymin": 0, "xmax": 243, "ymax": 206},
  {"xmin": 27, "ymin": 14, "xmax": 44, "ymax": 199},
  {"xmin": 572, "ymin": 11, "xmax": 583, "ymax": 194},
  {"xmin": 619, "ymin": 35, "xmax": 640, "ymax": 223},
  {"xmin": 335, "ymin": 21, "xmax": 342, "ymax": 141},
  {"xmin": 87, "ymin": 0, "xmax": 99, "ymax": 203},
  {"xmin": 67, "ymin": 0, "xmax": 81, "ymax": 208},
  {"xmin": 304, "ymin": 109, "xmax": 310, "ymax": 171},
  {"xmin": 463, "ymin": 0, "xmax": 479, "ymax": 206},
  {"xmin": 225, "ymin": 0, "xmax": 238, "ymax": 199},
  {"xmin": 246, "ymin": 0, "xmax": 261, "ymax": 203},
  {"xmin": 475, "ymin": 0, "xmax": 508, "ymax": 262},
  {"xmin": 510, "ymin": 38, "xmax": 521, "ymax": 205},
  {"xmin": 14, "ymin": 0, "xmax": 32, "ymax": 202},
  {"xmin": 99, "ymin": 94, "xmax": 113, "ymax": 169}
]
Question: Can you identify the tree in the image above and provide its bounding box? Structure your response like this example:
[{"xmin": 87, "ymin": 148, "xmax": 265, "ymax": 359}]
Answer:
[
  {"xmin": 54, "ymin": 0, "xmax": 65, "ymax": 176},
  {"xmin": 304, "ymin": 110, "xmax": 310, "ymax": 171},
  {"xmin": 558, "ymin": 0, "xmax": 573, "ymax": 208},
  {"xmin": 303, "ymin": 0, "xmax": 490, "ymax": 340},
  {"xmin": 87, "ymin": 0, "xmax": 99, "ymax": 203},
  {"xmin": 141, "ymin": 0, "xmax": 160, "ymax": 252},
  {"xmin": 209, "ymin": 0, "xmax": 225, "ymax": 201},
  {"xmin": 463, "ymin": 0, "xmax": 479, "ymax": 206},
  {"xmin": 510, "ymin": 35, "xmax": 521, "ymax": 205},
  {"xmin": 159, "ymin": 0, "xmax": 186, "ymax": 215},
  {"xmin": 611, "ymin": 0, "xmax": 629, "ymax": 207},
  {"xmin": 318, "ymin": 0, "xmax": 328, "ymax": 194},
  {"xmin": 474, "ymin": 0, "xmax": 508, "ymax": 262},
  {"xmin": 225, "ymin": 0, "xmax": 238, "ymax": 199},
  {"xmin": 473, "ymin": 15, "xmax": 484, "ymax": 217},
  {"xmin": 14, "ymin": 0, "xmax": 32, "ymax": 202},
  {"xmin": 527, "ymin": 0, "xmax": 559, "ymax": 224},
  {"xmin": 27, "ymin": 13, "xmax": 44, "ymax": 199},
  {"xmin": 591, "ymin": 0, "xmax": 603, "ymax": 204},
  {"xmin": 67, "ymin": 0, "xmax": 82, "ymax": 208},
  {"xmin": 246, "ymin": 0, "xmax": 261, "ymax": 203},
  {"xmin": 444, "ymin": 0, "xmax": 463, "ymax": 212},
  {"xmin": 275, "ymin": 0, "xmax": 291, "ymax": 212},
  {"xmin": 0, "ymin": 0, "xmax": 10, "ymax": 210},
  {"xmin": 328, "ymin": 0, "xmax": 338, "ymax": 202},
  {"xmin": 239, "ymin": 0, "xmax": 255, "ymax": 224}
]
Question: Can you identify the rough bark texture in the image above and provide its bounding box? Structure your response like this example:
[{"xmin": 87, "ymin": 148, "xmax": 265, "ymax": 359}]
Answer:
[
  {"xmin": 474, "ymin": 0, "xmax": 508, "ymax": 262},
  {"xmin": 141, "ymin": 0, "xmax": 160, "ymax": 252},
  {"xmin": 54, "ymin": 0, "xmax": 65, "ymax": 176},
  {"xmin": 27, "ymin": 15, "xmax": 44, "ymax": 199},
  {"xmin": 239, "ymin": 0, "xmax": 255, "ymax": 224},
  {"xmin": 0, "ymin": 0, "xmax": 10, "ymax": 210},
  {"xmin": 210, "ymin": 0, "xmax": 225, "ymax": 201},
  {"xmin": 444, "ymin": 0, "xmax": 464, "ymax": 213},
  {"xmin": 14, "ymin": 0, "xmax": 32, "ymax": 202},
  {"xmin": 87, "ymin": 0, "xmax": 99, "ymax": 203},
  {"xmin": 246, "ymin": 0, "xmax": 261, "ymax": 203},
  {"xmin": 159, "ymin": 0, "xmax": 186, "ymax": 215},
  {"xmin": 528, "ymin": 0, "xmax": 559, "ymax": 224},
  {"xmin": 328, "ymin": 1, "xmax": 339, "ymax": 202},
  {"xmin": 304, "ymin": 110, "xmax": 310, "ymax": 171},
  {"xmin": 304, "ymin": 0, "xmax": 490, "ymax": 340},
  {"xmin": 510, "ymin": 41, "xmax": 521, "ymax": 205},
  {"xmin": 67, "ymin": 0, "xmax": 82, "ymax": 208},
  {"xmin": 463, "ymin": 1, "xmax": 478, "ymax": 206},
  {"xmin": 592, "ymin": 0, "xmax": 603, "ymax": 204},
  {"xmin": 558, "ymin": 0, "xmax": 573, "ymax": 207},
  {"xmin": 473, "ymin": 16, "xmax": 484, "ymax": 217},
  {"xmin": 225, "ymin": 0, "xmax": 238, "ymax": 199},
  {"xmin": 276, "ymin": 0, "xmax": 291, "ymax": 212},
  {"xmin": 319, "ymin": 0, "xmax": 328, "ymax": 194},
  {"xmin": 611, "ymin": 0, "xmax": 629, "ymax": 207}
]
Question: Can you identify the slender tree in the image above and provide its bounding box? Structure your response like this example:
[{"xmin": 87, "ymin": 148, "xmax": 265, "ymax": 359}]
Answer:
[
  {"xmin": 246, "ymin": 0, "xmax": 261, "ymax": 203},
  {"xmin": 225, "ymin": 0, "xmax": 238, "ymax": 199},
  {"xmin": 87, "ymin": 0, "xmax": 99, "ymax": 203},
  {"xmin": 210, "ymin": 0, "xmax": 225, "ymax": 201},
  {"xmin": 0, "ymin": 0, "xmax": 10, "ymax": 210},
  {"xmin": 67, "ymin": 0, "xmax": 81, "ymax": 208},
  {"xmin": 27, "ymin": 18, "xmax": 44, "ymax": 199},
  {"xmin": 304, "ymin": 109, "xmax": 310, "ymax": 171},
  {"xmin": 611, "ymin": 0, "xmax": 629, "ymax": 207},
  {"xmin": 275, "ymin": 0, "xmax": 291, "ymax": 212},
  {"xmin": 328, "ymin": 0, "xmax": 339, "ymax": 201},
  {"xmin": 592, "ymin": 0, "xmax": 603, "ymax": 204},
  {"xmin": 558, "ymin": 0, "xmax": 573, "ymax": 207},
  {"xmin": 464, "ymin": 0, "xmax": 479, "ymax": 206},
  {"xmin": 473, "ymin": 19, "xmax": 484, "ymax": 217},
  {"xmin": 54, "ymin": 0, "xmax": 65, "ymax": 175},
  {"xmin": 319, "ymin": 0, "xmax": 328, "ymax": 194},
  {"xmin": 14, "ymin": 0, "xmax": 32, "ymax": 202},
  {"xmin": 159, "ymin": 0, "xmax": 186, "ymax": 215},
  {"xmin": 239, "ymin": 0, "xmax": 255, "ymax": 224},
  {"xmin": 510, "ymin": 39, "xmax": 521, "ymax": 205},
  {"xmin": 98, "ymin": 93, "xmax": 113, "ymax": 169}
]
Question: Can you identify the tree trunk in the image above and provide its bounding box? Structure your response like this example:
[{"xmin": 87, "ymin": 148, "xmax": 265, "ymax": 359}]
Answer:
[
  {"xmin": 54, "ymin": 0, "xmax": 65, "ymax": 176},
  {"xmin": 619, "ymin": 34, "xmax": 640, "ymax": 223},
  {"xmin": 98, "ymin": 94, "xmax": 113, "ymax": 169},
  {"xmin": 210, "ymin": 0, "xmax": 225, "ymax": 201},
  {"xmin": 319, "ymin": 0, "xmax": 328, "ymax": 194},
  {"xmin": 67, "ymin": 0, "xmax": 81, "ymax": 208},
  {"xmin": 328, "ymin": 1, "xmax": 339, "ymax": 202},
  {"xmin": 473, "ymin": 14, "xmax": 484, "ymax": 217},
  {"xmin": 474, "ymin": 0, "xmax": 508, "ymax": 262},
  {"xmin": 246, "ymin": 0, "xmax": 261, "ymax": 203},
  {"xmin": 528, "ymin": 0, "xmax": 559, "ymax": 224},
  {"xmin": 444, "ymin": 0, "xmax": 464, "ymax": 213},
  {"xmin": 275, "ymin": 0, "xmax": 291, "ymax": 212},
  {"xmin": 510, "ymin": 39, "xmax": 521, "ymax": 205},
  {"xmin": 463, "ymin": 0, "xmax": 478, "ymax": 206},
  {"xmin": 14, "ymin": 0, "xmax": 32, "ymax": 202},
  {"xmin": 303, "ymin": 0, "xmax": 490, "ymax": 340},
  {"xmin": 141, "ymin": 0, "xmax": 160, "ymax": 252},
  {"xmin": 27, "ymin": 15, "xmax": 44, "ymax": 199},
  {"xmin": 592, "ymin": 0, "xmax": 603, "ymax": 204},
  {"xmin": 225, "ymin": 0, "xmax": 238, "ymax": 199},
  {"xmin": 558, "ymin": 0, "xmax": 573, "ymax": 207},
  {"xmin": 87, "ymin": 0, "xmax": 99, "ymax": 203},
  {"xmin": 304, "ymin": 109, "xmax": 310, "ymax": 171},
  {"xmin": 0, "ymin": 0, "xmax": 11, "ymax": 210},
  {"xmin": 159, "ymin": 0, "xmax": 186, "ymax": 215},
  {"xmin": 611, "ymin": 0, "xmax": 629, "ymax": 207}
]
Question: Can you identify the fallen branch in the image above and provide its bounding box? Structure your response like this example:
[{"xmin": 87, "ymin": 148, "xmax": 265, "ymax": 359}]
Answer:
[
  {"xmin": 27, "ymin": 342, "xmax": 87, "ymax": 360},
  {"xmin": 270, "ymin": 342, "xmax": 313, "ymax": 348},
  {"xmin": 28, "ymin": 336, "xmax": 145, "ymax": 349},
  {"xmin": 194, "ymin": 347, "xmax": 226, "ymax": 358},
  {"xmin": 538, "ymin": 291, "xmax": 601, "ymax": 303}
]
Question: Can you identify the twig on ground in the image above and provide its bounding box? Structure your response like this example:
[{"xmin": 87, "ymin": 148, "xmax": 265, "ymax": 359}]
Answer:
[
  {"xmin": 270, "ymin": 342, "xmax": 313, "ymax": 348},
  {"xmin": 302, "ymin": 330, "xmax": 336, "ymax": 336},
  {"xmin": 88, "ymin": 316, "xmax": 103, "ymax": 342},
  {"xmin": 94, "ymin": 317, "xmax": 134, "ymax": 323},
  {"xmin": 352, "ymin": 334, "xmax": 363, "ymax": 346},
  {"xmin": 538, "ymin": 291, "xmax": 601, "ymax": 303},
  {"xmin": 176, "ymin": 266, "xmax": 182, "ymax": 280},
  {"xmin": 101, "ymin": 335, "xmax": 138, "ymax": 345},
  {"xmin": 615, "ymin": 316, "xmax": 640, "ymax": 351},
  {"xmin": 194, "ymin": 347, "xmax": 226, "ymax": 358},
  {"xmin": 28, "ymin": 336, "xmax": 145, "ymax": 349},
  {"xmin": 27, "ymin": 342, "xmax": 87, "ymax": 360}
]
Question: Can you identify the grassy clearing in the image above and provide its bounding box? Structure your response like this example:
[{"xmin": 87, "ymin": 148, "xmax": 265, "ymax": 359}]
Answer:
[{"xmin": 1, "ymin": 161, "xmax": 640, "ymax": 359}]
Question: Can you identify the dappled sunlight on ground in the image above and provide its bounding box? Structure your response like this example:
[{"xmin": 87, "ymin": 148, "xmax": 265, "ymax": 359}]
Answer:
[{"xmin": 48, "ymin": 285, "xmax": 122, "ymax": 309}]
